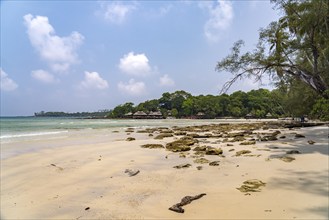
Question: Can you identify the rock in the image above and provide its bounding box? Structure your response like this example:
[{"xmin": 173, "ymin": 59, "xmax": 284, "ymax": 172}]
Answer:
[
  {"xmin": 205, "ymin": 147, "xmax": 223, "ymax": 155},
  {"xmin": 166, "ymin": 137, "xmax": 197, "ymax": 152},
  {"xmin": 279, "ymin": 135, "xmax": 286, "ymax": 139},
  {"xmin": 240, "ymin": 141, "xmax": 256, "ymax": 145},
  {"xmin": 295, "ymin": 133, "xmax": 305, "ymax": 138},
  {"xmin": 279, "ymin": 156, "xmax": 295, "ymax": 162},
  {"xmin": 260, "ymin": 136, "xmax": 278, "ymax": 141},
  {"xmin": 166, "ymin": 145, "xmax": 191, "ymax": 152},
  {"xmin": 169, "ymin": 193, "xmax": 206, "ymax": 213},
  {"xmin": 173, "ymin": 163, "xmax": 192, "ymax": 169},
  {"xmin": 174, "ymin": 131, "xmax": 187, "ymax": 136},
  {"xmin": 286, "ymin": 150, "xmax": 300, "ymax": 154},
  {"xmin": 193, "ymin": 145, "xmax": 207, "ymax": 151},
  {"xmin": 126, "ymin": 137, "xmax": 136, "ymax": 141},
  {"xmin": 154, "ymin": 133, "xmax": 174, "ymax": 139},
  {"xmin": 124, "ymin": 169, "xmax": 140, "ymax": 177},
  {"xmin": 235, "ymin": 150, "xmax": 252, "ymax": 156},
  {"xmin": 193, "ymin": 158, "xmax": 210, "ymax": 164},
  {"xmin": 125, "ymin": 128, "xmax": 135, "ymax": 133},
  {"xmin": 237, "ymin": 179, "xmax": 266, "ymax": 193},
  {"xmin": 141, "ymin": 144, "xmax": 164, "ymax": 149},
  {"xmin": 227, "ymin": 143, "xmax": 234, "ymax": 146},
  {"xmin": 271, "ymin": 130, "xmax": 281, "ymax": 136},
  {"xmin": 229, "ymin": 149, "xmax": 235, "ymax": 152},
  {"xmin": 196, "ymin": 166, "xmax": 203, "ymax": 170},
  {"xmin": 231, "ymin": 136, "xmax": 246, "ymax": 142},
  {"xmin": 209, "ymin": 161, "xmax": 220, "ymax": 166},
  {"xmin": 308, "ymin": 140, "xmax": 316, "ymax": 145}
]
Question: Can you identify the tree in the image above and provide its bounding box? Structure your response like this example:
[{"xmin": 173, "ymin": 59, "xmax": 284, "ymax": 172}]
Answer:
[{"xmin": 216, "ymin": 0, "xmax": 329, "ymax": 98}]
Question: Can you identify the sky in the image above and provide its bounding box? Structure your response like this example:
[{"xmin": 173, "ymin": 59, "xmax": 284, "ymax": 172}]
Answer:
[{"xmin": 1, "ymin": 0, "xmax": 280, "ymax": 116}]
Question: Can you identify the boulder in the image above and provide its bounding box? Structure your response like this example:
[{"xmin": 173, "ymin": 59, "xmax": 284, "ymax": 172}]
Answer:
[
  {"xmin": 236, "ymin": 150, "xmax": 252, "ymax": 156},
  {"xmin": 141, "ymin": 144, "xmax": 164, "ymax": 149},
  {"xmin": 240, "ymin": 140, "xmax": 256, "ymax": 145},
  {"xmin": 193, "ymin": 158, "xmax": 210, "ymax": 164},
  {"xmin": 205, "ymin": 147, "xmax": 223, "ymax": 155},
  {"xmin": 237, "ymin": 179, "xmax": 266, "ymax": 193}
]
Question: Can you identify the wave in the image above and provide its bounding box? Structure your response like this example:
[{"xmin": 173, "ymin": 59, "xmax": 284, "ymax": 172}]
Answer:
[{"xmin": 0, "ymin": 130, "xmax": 69, "ymax": 139}]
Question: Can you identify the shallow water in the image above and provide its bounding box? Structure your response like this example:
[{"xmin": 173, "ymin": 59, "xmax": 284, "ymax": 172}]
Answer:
[{"xmin": 0, "ymin": 117, "xmax": 272, "ymax": 159}]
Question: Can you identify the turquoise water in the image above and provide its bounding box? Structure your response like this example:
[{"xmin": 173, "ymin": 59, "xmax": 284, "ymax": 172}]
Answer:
[
  {"xmin": 0, "ymin": 117, "xmax": 262, "ymax": 159},
  {"xmin": 0, "ymin": 117, "xmax": 236, "ymax": 142}
]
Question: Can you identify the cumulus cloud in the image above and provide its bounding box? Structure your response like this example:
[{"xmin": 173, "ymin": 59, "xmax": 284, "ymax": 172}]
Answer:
[
  {"xmin": 159, "ymin": 74, "xmax": 175, "ymax": 86},
  {"xmin": 200, "ymin": 0, "xmax": 233, "ymax": 42},
  {"xmin": 31, "ymin": 69, "xmax": 58, "ymax": 83},
  {"xmin": 99, "ymin": 1, "xmax": 136, "ymax": 24},
  {"xmin": 119, "ymin": 52, "xmax": 151, "ymax": 76},
  {"xmin": 0, "ymin": 68, "xmax": 18, "ymax": 91},
  {"xmin": 118, "ymin": 79, "xmax": 146, "ymax": 96},
  {"xmin": 80, "ymin": 71, "xmax": 109, "ymax": 90},
  {"xmin": 23, "ymin": 14, "xmax": 84, "ymax": 72}
]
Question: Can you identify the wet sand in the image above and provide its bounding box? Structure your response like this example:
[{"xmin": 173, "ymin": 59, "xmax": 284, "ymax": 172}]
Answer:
[{"xmin": 1, "ymin": 123, "xmax": 328, "ymax": 219}]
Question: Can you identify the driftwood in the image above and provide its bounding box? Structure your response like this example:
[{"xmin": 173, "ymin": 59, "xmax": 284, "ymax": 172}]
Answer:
[{"xmin": 169, "ymin": 193, "xmax": 206, "ymax": 213}]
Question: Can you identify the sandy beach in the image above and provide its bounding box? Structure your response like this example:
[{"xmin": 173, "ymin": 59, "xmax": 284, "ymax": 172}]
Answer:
[{"xmin": 1, "ymin": 121, "xmax": 328, "ymax": 219}]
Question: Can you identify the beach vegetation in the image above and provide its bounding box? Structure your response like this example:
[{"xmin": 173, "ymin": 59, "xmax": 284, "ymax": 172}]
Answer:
[{"xmin": 216, "ymin": 0, "xmax": 328, "ymax": 119}]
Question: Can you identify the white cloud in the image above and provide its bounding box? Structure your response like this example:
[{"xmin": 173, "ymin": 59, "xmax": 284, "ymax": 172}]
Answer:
[
  {"xmin": 0, "ymin": 68, "xmax": 18, "ymax": 91},
  {"xmin": 80, "ymin": 71, "xmax": 109, "ymax": 90},
  {"xmin": 23, "ymin": 14, "xmax": 84, "ymax": 73},
  {"xmin": 31, "ymin": 69, "xmax": 58, "ymax": 83},
  {"xmin": 99, "ymin": 1, "xmax": 136, "ymax": 24},
  {"xmin": 201, "ymin": 0, "xmax": 233, "ymax": 42},
  {"xmin": 119, "ymin": 52, "xmax": 151, "ymax": 76},
  {"xmin": 159, "ymin": 74, "xmax": 175, "ymax": 86},
  {"xmin": 118, "ymin": 79, "xmax": 146, "ymax": 96}
]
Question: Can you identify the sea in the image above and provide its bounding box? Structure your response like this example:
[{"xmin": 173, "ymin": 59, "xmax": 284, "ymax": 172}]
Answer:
[{"xmin": 0, "ymin": 116, "xmax": 262, "ymax": 160}]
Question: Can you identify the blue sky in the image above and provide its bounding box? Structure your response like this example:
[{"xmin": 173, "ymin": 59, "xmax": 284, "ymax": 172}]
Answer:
[{"xmin": 1, "ymin": 1, "xmax": 279, "ymax": 116}]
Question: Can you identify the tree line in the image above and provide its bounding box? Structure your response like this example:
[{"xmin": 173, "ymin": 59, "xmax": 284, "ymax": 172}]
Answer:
[
  {"xmin": 34, "ymin": 110, "xmax": 110, "ymax": 118},
  {"xmin": 107, "ymin": 88, "xmax": 328, "ymax": 120}
]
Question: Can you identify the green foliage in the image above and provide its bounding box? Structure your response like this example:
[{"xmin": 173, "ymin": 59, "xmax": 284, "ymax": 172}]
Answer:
[
  {"xmin": 311, "ymin": 90, "xmax": 329, "ymax": 121},
  {"xmin": 108, "ymin": 89, "xmax": 296, "ymax": 119},
  {"xmin": 216, "ymin": 0, "xmax": 329, "ymax": 98}
]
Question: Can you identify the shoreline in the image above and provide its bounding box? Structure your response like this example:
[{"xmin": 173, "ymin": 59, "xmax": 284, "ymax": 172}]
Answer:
[{"xmin": 1, "ymin": 121, "xmax": 328, "ymax": 219}]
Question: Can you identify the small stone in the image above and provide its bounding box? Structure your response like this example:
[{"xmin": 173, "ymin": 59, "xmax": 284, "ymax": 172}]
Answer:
[
  {"xmin": 124, "ymin": 169, "xmax": 140, "ymax": 177},
  {"xmin": 209, "ymin": 161, "xmax": 220, "ymax": 166},
  {"xmin": 286, "ymin": 150, "xmax": 300, "ymax": 154},
  {"xmin": 126, "ymin": 137, "xmax": 136, "ymax": 141},
  {"xmin": 240, "ymin": 141, "xmax": 256, "ymax": 145},
  {"xmin": 235, "ymin": 150, "xmax": 251, "ymax": 156},
  {"xmin": 193, "ymin": 158, "xmax": 210, "ymax": 164},
  {"xmin": 308, "ymin": 140, "xmax": 316, "ymax": 145},
  {"xmin": 173, "ymin": 163, "xmax": 191, "ymax": 169},
  {"xmin": 279, "ymin": 156, "xmax": 295, "ymax": 162},
  {"xmin": 141, "ymin": 144, "xmax": 164, "ymax": 149},
  {"xmin": 295, "ymin": 134, "xmax": 305, "ymax": 138}
]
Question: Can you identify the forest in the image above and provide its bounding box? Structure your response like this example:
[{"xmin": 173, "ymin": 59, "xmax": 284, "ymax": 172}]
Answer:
[{"xmin": 107, "ymin": 88, "xmax": 327, "ymax": 120}]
